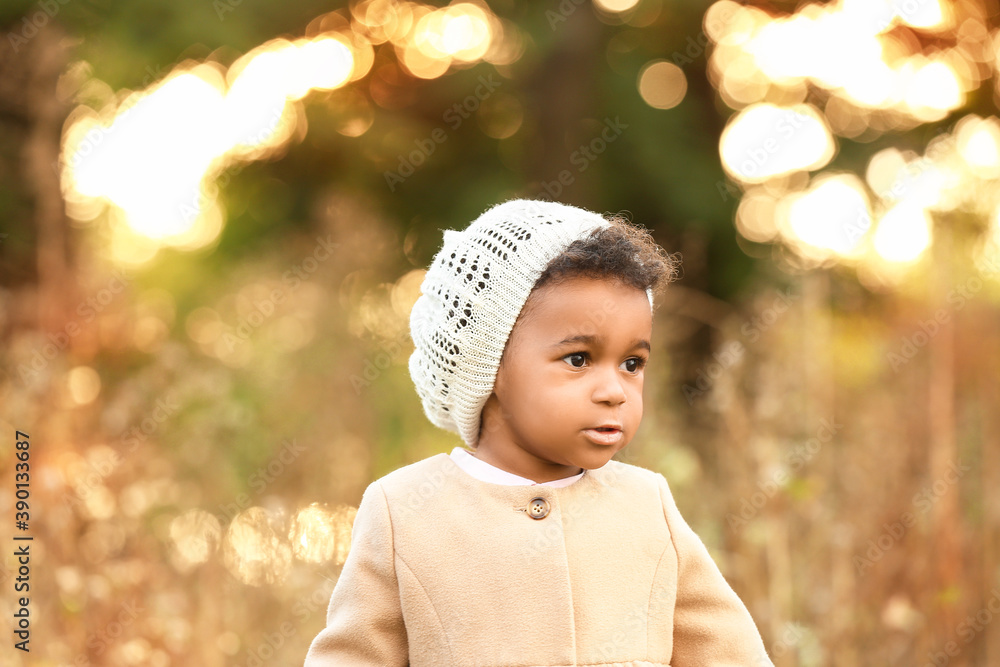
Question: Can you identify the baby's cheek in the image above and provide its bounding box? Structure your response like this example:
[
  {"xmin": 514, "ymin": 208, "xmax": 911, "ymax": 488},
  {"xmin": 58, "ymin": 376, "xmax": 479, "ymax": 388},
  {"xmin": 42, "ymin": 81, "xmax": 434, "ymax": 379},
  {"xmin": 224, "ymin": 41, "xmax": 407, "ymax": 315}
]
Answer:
[
  {"xmin": 630, "ymin": 390, "xmax": 644, "ymax": 420},
  {"xmin": 529, "ymin": 392, "xmax": 567, "ymax": 422}
]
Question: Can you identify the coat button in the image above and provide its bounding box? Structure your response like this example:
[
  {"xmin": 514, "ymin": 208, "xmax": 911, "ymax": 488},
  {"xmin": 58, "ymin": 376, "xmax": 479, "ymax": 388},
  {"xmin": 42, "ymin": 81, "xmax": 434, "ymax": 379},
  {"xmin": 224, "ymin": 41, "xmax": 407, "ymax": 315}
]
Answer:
[{"xmin": 527, "ymin": 497, "xmax": 550, "ymax": 520}]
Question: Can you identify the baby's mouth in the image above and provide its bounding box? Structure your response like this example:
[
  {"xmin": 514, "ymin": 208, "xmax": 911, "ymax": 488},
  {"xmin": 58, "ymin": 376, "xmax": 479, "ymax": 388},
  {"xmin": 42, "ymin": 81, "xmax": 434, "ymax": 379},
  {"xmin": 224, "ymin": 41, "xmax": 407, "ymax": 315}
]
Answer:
[{"xmin": 583, "ymin": 426, "xmax": 624, "ymax": 445}]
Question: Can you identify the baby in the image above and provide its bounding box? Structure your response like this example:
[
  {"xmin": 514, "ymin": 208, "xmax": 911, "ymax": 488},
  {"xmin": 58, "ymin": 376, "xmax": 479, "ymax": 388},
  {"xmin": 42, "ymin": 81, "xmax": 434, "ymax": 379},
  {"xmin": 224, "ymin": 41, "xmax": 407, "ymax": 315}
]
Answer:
[{"xmin": 304, "ymin": 199, "xmax": 773, "ymax": 666}]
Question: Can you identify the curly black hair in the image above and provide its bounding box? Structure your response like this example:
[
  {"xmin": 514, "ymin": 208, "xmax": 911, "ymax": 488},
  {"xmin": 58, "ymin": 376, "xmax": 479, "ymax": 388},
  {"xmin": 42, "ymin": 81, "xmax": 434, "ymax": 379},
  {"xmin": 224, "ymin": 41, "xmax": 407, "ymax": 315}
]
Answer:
[{"xmin": 529, "ymin": 213, "xmax": 682, "ymax": 308}]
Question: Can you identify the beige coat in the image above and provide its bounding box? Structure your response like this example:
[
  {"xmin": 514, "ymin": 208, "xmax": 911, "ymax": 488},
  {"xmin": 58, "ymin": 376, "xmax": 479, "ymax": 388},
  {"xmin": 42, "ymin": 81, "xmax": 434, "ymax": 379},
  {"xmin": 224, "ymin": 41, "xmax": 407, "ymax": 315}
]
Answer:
[{"xmin": 304, "ymin": 453, "xmax": 773, "ymax": 666}]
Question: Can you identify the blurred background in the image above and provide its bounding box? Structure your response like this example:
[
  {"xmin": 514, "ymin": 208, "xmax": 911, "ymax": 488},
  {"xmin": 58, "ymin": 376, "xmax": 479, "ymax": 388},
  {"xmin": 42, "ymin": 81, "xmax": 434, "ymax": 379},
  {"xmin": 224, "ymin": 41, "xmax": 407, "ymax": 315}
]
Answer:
[{"xmin": 1, "ymin": 0, "xmax": 999, "ymax": 664}]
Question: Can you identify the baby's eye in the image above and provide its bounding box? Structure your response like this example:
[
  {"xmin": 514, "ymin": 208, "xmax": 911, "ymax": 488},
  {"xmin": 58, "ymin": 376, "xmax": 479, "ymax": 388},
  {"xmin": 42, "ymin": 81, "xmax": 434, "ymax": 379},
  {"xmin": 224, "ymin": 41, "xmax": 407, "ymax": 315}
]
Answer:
[
  {"xmin": 621, "ymin": 357, "xmax": 647, "ymax": 373},
  {"xmin": 563, "ymin": 352, "xmax": 587, "ymax": 368}
]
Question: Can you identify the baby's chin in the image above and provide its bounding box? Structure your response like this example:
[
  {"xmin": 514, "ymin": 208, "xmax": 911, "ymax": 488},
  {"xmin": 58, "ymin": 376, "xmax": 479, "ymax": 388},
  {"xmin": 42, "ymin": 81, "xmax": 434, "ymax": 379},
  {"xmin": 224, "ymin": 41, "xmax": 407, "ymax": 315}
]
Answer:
[{"xmin": 573, "ymin": 444, "xmax": 627, "ymax": 470}]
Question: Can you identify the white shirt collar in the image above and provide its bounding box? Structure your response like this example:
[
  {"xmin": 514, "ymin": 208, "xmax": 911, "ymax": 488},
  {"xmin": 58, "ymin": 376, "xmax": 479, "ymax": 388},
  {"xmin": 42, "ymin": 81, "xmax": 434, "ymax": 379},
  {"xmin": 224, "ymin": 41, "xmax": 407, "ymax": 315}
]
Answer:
[{"xmin": 449, "ymin": 446, "xmax": 587, "ymax": 488}]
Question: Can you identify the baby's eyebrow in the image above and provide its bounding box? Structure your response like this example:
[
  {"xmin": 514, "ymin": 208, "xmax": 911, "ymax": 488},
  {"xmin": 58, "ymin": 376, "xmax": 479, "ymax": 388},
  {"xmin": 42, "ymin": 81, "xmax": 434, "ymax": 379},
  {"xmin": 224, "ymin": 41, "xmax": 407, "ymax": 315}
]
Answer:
[{"xmin": 551, "ymin": 334, "xmax": 650, "ymax": 352}]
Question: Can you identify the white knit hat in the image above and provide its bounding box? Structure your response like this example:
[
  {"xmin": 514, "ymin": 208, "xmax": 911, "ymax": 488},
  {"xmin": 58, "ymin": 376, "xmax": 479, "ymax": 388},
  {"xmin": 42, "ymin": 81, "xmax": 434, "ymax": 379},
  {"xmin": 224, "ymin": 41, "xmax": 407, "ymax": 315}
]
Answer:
[{"xmin": 408, "ymin": 198, "xmax": 654, "ymax": 448}]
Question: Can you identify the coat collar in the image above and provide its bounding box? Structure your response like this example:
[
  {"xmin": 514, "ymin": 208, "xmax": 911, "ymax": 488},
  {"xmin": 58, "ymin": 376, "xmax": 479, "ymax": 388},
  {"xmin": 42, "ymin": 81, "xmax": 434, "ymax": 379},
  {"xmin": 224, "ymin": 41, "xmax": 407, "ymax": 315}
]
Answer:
[{"xmin": 449, "ymin": 446, "xmax": 587, "ymax": 487}]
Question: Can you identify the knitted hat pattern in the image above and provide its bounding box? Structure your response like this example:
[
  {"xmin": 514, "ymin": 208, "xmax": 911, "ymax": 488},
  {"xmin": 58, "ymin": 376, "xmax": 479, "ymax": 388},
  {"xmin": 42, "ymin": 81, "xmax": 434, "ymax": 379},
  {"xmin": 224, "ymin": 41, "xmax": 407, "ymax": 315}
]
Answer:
[{"xmin": 408, "ymin": 198, "xmax": 655, "ymax": 448}]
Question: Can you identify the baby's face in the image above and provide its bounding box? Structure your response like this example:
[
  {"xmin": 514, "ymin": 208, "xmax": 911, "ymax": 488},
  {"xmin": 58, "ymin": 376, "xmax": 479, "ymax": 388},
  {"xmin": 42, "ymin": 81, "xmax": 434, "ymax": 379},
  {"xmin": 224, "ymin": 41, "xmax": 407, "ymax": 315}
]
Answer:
[{"xmin": 477, "ymin": 275, "xmax": 653, "ymax": 482}]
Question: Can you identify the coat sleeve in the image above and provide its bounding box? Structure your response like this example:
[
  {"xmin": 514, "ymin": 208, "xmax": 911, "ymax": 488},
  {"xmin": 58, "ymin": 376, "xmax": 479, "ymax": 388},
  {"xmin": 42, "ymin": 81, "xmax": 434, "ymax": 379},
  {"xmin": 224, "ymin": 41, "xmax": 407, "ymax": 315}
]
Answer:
[
  {"xmin": 656, "ymin": 473, "xmax": 774, "ymax": 667},
  {"xmin": 303, "ymin": 480, "xmax": 409, "ymax": 667}
]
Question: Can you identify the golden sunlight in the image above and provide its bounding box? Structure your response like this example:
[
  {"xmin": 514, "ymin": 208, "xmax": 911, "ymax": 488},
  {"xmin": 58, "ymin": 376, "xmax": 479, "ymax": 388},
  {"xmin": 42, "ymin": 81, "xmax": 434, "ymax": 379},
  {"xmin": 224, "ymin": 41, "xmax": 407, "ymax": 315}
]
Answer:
[
  {"xmin": 719, "ymin": 103, "xmax": 835, "ymax": 183},
  {"xmin": 873, "ymin": 201, "xmax": 933, "ymax": 263},
  {"xmin": 170, "ymin": 510, "xmax": 222, "ymax": 568},
  {"xmin": 705, "ymin": 0, "xmax": 995, "ymax": 273},
  {"xmin": 289, "ymin": 504, "xmax": 357, "ymax": 564},
  {"xmin": 59, "ymin": 0, "xmax": 503, "ymax": 263},
  {"xmin": 638, "ymin": 60, "xmax": 688, "ymax": 110},
  {"xmin": 594, "ymin": 0, "xmax": 641, "ymax": 13},
  {"xmin": 778, "ymin": 173, "xmax": 872, "ymax": 260},
  {"xmin": 956, "ymin": 114, "xmax": 1000, "ymax": 176},
  {"xmin": 222, "ymin": 507, "xmax": 293, "ymax": 586},
  {"xmin": 67, "ymin": 365, "xmax": 101, "ymax": 405},
  {"xmin": 707, "ymin": 0, "xmax": 968, "ymax": 120}
]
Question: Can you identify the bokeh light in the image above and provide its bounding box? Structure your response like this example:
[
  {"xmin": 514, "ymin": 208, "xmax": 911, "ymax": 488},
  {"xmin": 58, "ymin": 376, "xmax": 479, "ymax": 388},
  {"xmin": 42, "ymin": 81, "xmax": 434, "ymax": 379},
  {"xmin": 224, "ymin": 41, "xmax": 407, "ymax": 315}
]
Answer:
[
  {"xmin": 637, "ymin": 60, "xmax": 688, "ymax": 110},
  {"xmin": 67, "ymin": 366, "xmax": 101, "ymax": 405},
  {"xmin": 59, "ymin": 0, "xmax": 509, "ymax": 264},
  {"xmin": 222, "ymin": 507, "xmax": 293, "ymax": 586},
  {"xmin": 873, "ymin": 201, "xmax": 933, "ymax": 263},
  {"xmin": 288, "ymin": 504, "xmax": 356, "ymax": 564},
  {"xmin": 705, "ymin": 0, "xmax": 1000, "ymax": 282},
  {"xmin": 595, "ymin": 0, "xmax": 641, "ymax": 15},
  {"xmin": 170, "ymin": 510, "xmax": 222, "ymax": 568},
  {"xmin": 719, "ymin": 103, "xmax": 835, "ymax": 183},
  {"xmin": 777, "ymin": 173, "xmax": 871, "ymax": 261}
]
